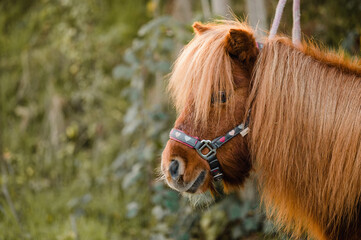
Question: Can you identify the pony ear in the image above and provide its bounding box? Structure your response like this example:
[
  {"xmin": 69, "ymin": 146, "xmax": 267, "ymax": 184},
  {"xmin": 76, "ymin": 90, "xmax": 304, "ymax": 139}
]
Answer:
[
  {"xmin": 225, "ymin": 29, "xmax": 258, "ymax": 62},
  {"xmin": 192, "ymin": 22, "xmax": 210, "ymax": 35}
]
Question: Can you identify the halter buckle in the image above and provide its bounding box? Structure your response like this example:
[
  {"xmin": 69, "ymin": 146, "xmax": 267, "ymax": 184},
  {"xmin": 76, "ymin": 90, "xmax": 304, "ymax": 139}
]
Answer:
[
  {"xmin": 213, "ymin": 173, "xmax": 223, "ymax": 181},
  {"xmin": 196, "ymin": 140, "xmax": 217, "ymax": 160}
]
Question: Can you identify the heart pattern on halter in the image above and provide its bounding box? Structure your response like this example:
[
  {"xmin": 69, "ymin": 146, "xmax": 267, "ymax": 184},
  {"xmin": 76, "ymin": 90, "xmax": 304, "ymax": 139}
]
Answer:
[{"xmin": 169, "ymin": 118, "xmax": 250, "ymax": 182}]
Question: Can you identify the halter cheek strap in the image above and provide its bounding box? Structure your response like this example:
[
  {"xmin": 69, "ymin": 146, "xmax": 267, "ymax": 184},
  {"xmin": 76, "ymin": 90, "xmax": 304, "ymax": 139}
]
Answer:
[
  {"xmin": 168, "ymin": 41, "xmax": 260, "ymax": 181},
  {"xmin": 169, "ymin": 115, "xmax": 250, "ymax": 181}
]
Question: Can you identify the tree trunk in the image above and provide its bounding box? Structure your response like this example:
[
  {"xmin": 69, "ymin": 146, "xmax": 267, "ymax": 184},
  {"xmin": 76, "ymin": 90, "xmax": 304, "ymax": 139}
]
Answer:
[
  {"xmin": 201, "ymin": 0, "xmax": 211, "ymax": 20},
  {"xmin": 211, "ymin": 0, "xmax": 230, "ymax": 17},
  {"xmin": 246, "ymin": 0, "xmax": 267, "ymax": 38},
  {"xmin": 172, "ymin": 0, "xmax": 192, "ymax": 23}
]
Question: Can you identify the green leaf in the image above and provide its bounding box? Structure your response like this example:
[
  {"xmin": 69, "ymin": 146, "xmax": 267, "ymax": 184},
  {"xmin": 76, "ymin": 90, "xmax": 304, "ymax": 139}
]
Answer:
[
  {"xmin": 137, "ymin": 16, "xmax": 172, "ymax": 37},
  {"xmin": 112, "ymin": 65, "xmax": 133, "ymax": 80},
  {"xmin": 156, "ymin": 61, "xmax": 171, "ymax": 73},
  {"xmin": 124, "ymin": 49, "xmax": 138, "ymax": 65},
  {"xmin": 228, "ymin": 204, "xmax": 242, "ymax": 221},
  {"xmin": 126, "ymin": 202, "xmax": 139, "ymax": 218}
]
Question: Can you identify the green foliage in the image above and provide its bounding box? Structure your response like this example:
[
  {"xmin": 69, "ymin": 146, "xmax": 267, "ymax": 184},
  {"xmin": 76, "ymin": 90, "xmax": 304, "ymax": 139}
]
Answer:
[
  {"xmin": 271, "ymin": 0, "xmax": 361, "ymax": 55},
  {"xmin": 0, "ymin": 0, "xmax": 151, "ymax": 239}
]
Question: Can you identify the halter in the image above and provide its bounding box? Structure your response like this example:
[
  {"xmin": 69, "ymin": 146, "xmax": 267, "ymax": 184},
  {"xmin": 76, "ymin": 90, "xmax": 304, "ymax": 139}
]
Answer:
[
  {"xmin": 169, "ymin": 113, "xmax": 250, "ymax": 181},
  {"xmin": 168, "ymin": 41, "xmax": 263, "ymax": 182}
]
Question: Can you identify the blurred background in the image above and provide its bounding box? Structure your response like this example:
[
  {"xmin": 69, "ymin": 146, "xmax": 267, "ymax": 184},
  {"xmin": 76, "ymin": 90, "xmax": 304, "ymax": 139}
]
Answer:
[{"xmin": 0, "ymin": 0, "xmax": 360, "ymax": 239}]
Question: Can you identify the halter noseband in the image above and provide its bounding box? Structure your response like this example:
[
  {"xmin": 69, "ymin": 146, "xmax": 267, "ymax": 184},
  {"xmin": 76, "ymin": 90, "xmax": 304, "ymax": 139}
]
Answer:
[{"xmin": 169, "ymin": 114, "xmax": 250, "ymax": 182}]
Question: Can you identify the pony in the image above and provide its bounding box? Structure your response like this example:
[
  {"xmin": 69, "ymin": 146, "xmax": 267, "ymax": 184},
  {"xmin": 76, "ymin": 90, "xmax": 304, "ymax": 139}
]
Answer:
[{"xmin": 161, "ymin": 20, "xmax": 361, "ymax": 240}]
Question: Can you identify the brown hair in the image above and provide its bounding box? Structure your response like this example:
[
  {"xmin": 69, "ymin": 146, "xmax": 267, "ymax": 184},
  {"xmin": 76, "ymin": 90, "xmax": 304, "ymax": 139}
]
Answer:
[
  {"xmin": 168, "ymin": 21, "xmax": 255, "ymax": 126},
  {"xmin": 164, "ymin": 19, "xmax": 361, "ymax": 239},
  {"xmin": 248, "ymin": 37, "xmax": 361, "ymax": 239}
]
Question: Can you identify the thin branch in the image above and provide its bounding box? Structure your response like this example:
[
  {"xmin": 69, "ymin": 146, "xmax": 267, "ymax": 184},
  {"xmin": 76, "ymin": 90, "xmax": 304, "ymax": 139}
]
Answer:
[
  {"xmin": 292, "ymin": 0, "xmax": 302, "ymax": 47},
  {"xmin": 269, "ymin": 0, "xmax": 287, "ymax": 39}
]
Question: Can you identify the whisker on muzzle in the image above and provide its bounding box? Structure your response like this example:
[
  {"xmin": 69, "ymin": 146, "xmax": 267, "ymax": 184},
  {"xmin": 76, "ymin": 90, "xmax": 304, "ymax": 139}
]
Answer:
[{"xmin": 155, "ymin": 166, "xmax": 166, "ymax": 182}]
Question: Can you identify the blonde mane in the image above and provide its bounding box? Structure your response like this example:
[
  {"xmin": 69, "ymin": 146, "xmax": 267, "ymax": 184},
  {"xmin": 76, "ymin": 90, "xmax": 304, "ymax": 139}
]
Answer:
[
  {"xmin": 168, "ymin": 21, "xmax": 253, "ymax": 124},
  {"xmin": 248, "ymin": 38, "xmax": 361, "ymax": 239}
]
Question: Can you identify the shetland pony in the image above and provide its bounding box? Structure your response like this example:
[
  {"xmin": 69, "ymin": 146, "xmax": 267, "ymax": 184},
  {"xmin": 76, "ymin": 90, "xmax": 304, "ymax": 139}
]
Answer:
[{"xmin": 161, "ymin": 20, "xmax": 361, "ymax": 239}]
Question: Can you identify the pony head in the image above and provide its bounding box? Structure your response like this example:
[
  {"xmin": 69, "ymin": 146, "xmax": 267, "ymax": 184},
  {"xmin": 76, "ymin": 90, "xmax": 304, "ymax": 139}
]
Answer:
[{"xmin": 161, "ymin": 21, "xmax": 259, "ymax": 194}]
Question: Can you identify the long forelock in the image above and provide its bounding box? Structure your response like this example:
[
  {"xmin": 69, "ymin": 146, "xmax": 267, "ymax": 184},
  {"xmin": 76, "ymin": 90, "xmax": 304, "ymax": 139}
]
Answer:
[{"xmin": 168, "ymin": 21, "xmax": 253, "ymax": 125}]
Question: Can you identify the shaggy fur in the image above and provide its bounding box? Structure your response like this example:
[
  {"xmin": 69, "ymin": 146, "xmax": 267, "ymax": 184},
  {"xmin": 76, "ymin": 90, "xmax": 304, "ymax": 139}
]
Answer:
[
  {"xmin": 248, "ymin": 37, "xmax": 361, "ymax": 239},
  {"xmin": 162, "ymin": 20, "xmax": 361, "ymax": 239},
  {"xmin": 168, "ymin": 21, "xmax": 255, "ymax": 126}
]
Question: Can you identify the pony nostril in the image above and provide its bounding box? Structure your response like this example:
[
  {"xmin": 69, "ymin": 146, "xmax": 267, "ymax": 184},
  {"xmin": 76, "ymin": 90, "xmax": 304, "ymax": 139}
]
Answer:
[{"xmin": 169, "ymin": 160, "xmax": 180, "ymax": 180}]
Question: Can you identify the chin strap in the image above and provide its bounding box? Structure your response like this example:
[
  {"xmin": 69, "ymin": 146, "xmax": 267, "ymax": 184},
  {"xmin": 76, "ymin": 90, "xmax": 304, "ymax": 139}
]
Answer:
[{"xmin": 169, "ymin": 113, "xmax": 250, "ymax": 182}]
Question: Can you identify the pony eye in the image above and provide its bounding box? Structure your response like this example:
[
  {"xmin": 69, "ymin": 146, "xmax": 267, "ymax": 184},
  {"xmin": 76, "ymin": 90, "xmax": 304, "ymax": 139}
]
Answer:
[
  {"xmin": 220, "ymin": 92, "xmax": 227, "ymax": 103},
  {"xmin": 211, "ymin": 91, "xmax": 227, "ymax": 104}
]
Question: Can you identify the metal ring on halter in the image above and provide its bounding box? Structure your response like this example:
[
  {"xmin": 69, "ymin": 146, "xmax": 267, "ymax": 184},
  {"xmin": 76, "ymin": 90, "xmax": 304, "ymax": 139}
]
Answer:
[
  {"xmin": 169, "ymin": 117, "xmax": 250, "ymax": 181},
  {"xmin": 196, "ymin": 140, "xmax": 217, "ymax": 159}
]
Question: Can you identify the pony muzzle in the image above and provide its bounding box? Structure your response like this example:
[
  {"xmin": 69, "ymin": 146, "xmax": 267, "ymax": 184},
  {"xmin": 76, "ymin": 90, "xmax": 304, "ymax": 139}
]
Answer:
[
  {"xmin": 163, "ymin": 155, "xmax": 207, "ymax": 193},
  {"xmin": 167, "ymin": 170, "xmax": 207, "ymax": 193}
]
